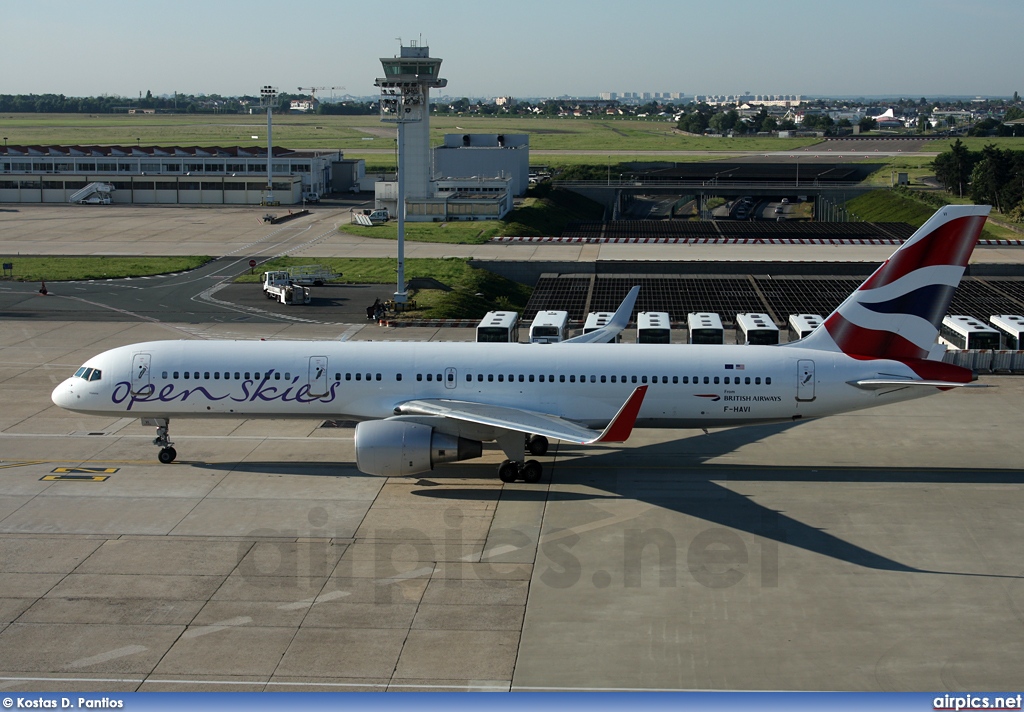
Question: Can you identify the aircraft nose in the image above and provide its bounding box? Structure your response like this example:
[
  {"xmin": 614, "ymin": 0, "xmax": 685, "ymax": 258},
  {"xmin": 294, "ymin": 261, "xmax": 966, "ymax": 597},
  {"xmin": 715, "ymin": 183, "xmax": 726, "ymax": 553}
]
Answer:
[{"xmin": 51, "ymin": 379, "xmax": 76, "ymax": 409}]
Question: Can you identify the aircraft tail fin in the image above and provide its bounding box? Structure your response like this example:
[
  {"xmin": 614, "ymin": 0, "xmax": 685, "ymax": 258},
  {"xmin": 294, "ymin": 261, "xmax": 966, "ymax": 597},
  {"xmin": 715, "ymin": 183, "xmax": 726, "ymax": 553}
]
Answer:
[{"xmin": 790, "ymin": 204, "xmax": 990, "ymax": 361}]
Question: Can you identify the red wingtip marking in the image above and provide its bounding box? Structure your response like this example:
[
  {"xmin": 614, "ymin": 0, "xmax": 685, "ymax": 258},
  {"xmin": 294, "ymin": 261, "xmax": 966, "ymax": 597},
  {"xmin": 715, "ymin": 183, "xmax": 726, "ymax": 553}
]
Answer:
[{"xmin": 596, "ymin": 385, "xmax": 648, "ymax": 443}]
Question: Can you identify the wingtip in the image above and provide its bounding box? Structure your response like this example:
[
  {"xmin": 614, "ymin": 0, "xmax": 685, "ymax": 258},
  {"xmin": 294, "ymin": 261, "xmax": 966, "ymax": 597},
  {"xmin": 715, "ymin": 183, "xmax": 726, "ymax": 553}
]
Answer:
[{"xmin": 594, "ymin": 385, "xmax": 648, "ymax": 443}]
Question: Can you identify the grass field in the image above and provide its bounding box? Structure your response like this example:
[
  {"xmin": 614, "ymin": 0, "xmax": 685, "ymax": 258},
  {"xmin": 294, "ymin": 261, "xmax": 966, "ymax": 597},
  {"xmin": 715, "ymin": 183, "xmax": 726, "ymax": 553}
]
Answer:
[
  {"xmin": 0, "ymin": 256, "xmax": 210, "ymax": 282},
  {"xmin": 0, "ymin": 113, "xmax": 823, "ymax": 153},
  {"xmin": 843, "ymin": 189, "xmax": 1019, "ymax": 239}
]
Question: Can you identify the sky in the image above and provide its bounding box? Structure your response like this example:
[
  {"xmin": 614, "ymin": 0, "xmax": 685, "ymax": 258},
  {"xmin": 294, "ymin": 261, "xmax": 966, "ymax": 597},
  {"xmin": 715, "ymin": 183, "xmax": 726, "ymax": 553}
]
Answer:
[{"xmin": 2, "ymin": 0, "xmax": 1021, "ymax": 100}]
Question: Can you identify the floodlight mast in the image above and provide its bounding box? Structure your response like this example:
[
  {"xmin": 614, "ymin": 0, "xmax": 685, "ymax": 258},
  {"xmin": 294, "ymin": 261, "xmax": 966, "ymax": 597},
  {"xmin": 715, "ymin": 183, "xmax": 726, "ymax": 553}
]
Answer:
[
  {"xmin": 375, "ymin": 42, "xmax": 446, "ymax": 304},
  {"xmin": 260, "ymin": 86, "xmax": 278, "ymax": 205}
]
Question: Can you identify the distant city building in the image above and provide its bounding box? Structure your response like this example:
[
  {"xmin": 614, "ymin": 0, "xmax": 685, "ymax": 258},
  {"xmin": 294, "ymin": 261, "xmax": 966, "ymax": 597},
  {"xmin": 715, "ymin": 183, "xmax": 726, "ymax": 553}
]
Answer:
[
  {"xmin": 289, "ymin": 99, "xmax": 317, "ymax": 112},
  {"xmin": 494, "ymin": 96, "xmax": 515, "ymax": 107},
  {"xmin": 695, "ymin": 94, "xmax": 802, "ymax": 107}
]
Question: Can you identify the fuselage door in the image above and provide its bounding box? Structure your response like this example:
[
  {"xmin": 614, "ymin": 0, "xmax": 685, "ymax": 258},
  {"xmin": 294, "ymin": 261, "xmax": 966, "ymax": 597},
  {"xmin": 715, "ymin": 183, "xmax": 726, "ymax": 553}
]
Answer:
[
  {"xmin": 444, "ymin": 367, "xmax": 457, "ymax": 390},
  {"xmin": 131, "ymin": 353, "xmax": 152, "ymax": 395},
  {"xmin": 309, "ymin": 356, "xmax": 328, "ymax": 397},
  {"xmin": 796, "ymin": 359, "xmax": 815, "ymax": 402}
]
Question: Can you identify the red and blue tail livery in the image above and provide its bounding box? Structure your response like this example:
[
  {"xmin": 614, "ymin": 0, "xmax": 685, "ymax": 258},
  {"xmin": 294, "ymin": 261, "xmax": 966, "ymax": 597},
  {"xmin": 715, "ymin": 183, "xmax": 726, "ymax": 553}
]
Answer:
[{"xmin": 798, "ymin": 205, "xmax": 990, "ymax": 361}]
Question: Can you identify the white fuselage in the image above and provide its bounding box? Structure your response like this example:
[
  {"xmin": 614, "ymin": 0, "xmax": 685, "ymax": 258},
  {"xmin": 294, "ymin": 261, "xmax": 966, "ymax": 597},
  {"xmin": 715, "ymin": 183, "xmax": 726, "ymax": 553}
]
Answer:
[{"xmin": 51, "ymin": 339, "xmax": 933, "ymax": 429}]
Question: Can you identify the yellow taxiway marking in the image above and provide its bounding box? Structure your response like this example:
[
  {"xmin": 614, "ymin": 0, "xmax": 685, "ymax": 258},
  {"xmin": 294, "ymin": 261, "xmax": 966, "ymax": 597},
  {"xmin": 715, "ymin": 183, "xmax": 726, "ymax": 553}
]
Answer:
[
  {"xmin": 0, "ymin": 461, "xmax": 47, "ymax": 469},
  {"xmin": 51, "ymin": 466, "xmax": 119, "ymax": 474},
  {"xmin": 41, "ymin": 475, "xmax": 110, "ymax": 482}
]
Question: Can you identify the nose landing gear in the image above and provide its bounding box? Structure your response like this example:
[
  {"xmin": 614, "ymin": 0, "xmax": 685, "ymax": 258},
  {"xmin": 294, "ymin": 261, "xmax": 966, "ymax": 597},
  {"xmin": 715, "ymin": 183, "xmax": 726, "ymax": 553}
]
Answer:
[{"xmin": 144, "ymin": 418, "xmax": 176, "ymax": 464}]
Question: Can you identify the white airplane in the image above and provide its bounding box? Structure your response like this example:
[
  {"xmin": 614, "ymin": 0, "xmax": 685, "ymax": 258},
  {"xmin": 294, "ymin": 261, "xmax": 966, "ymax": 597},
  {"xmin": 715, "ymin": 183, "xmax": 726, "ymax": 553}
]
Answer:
[{"xmin": 52, "ymin": 205, "xmax": 991, "ymax": 483}]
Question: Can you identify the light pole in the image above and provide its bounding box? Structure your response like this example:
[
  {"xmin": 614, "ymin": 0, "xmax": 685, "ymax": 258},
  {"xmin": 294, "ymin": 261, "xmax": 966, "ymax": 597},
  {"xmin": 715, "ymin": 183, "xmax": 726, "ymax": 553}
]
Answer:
[{"xmin": 260, "ymin": 86, "xmax": 278, "ymax": 205}]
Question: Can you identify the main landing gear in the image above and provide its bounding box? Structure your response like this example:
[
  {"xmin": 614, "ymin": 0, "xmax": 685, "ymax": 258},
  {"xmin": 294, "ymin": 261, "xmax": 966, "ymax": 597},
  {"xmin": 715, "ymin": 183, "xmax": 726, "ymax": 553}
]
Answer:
[
  {"xmin": 494, "ymin": 433, "xmax": 549, "ymax": 483},
  {"xmin": 498, "ymin": 459, "xmax": 542, "ymax": 484},
  {"xmin": 146, "ymin": 418, "xmax": 176, "ymax": 464}
]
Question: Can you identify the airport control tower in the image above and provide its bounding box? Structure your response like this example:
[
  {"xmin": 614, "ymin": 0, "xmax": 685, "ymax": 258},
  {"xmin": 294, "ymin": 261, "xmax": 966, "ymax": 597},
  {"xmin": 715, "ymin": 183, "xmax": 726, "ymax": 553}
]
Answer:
[
  {"xmin": 375, "ymin": 42, "xmax": 447, "ymax": 302},
  {"xmin": 376, "ymin": 42, "xmax": 446, "ymax": 201}
]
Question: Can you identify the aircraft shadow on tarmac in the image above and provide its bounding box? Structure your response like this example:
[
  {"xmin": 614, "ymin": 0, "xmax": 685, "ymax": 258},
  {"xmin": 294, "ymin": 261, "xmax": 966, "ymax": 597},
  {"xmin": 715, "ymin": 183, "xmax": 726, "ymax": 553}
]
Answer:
[
  {"xmin": 190, "ymin": 421, "xmax": 1024, "ymax": 579},
  {"xmin": 410, "ymin": 421, "xmax": 1024, "ymax": 580}
]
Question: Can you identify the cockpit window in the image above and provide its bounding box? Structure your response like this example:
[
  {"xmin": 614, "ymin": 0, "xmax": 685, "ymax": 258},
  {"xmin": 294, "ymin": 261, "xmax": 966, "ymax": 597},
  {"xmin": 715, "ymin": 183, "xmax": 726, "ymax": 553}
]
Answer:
[
  {"xmin": 75, "ymin": 367, "xmax": 102, "ymax": 382},
  {"xmin": 75, "ymin": 367, "xmax": 87, "ymax": 378},
  {"xmin": 89, "ymin": 369, "xmax": 102, "ymax": 381}
]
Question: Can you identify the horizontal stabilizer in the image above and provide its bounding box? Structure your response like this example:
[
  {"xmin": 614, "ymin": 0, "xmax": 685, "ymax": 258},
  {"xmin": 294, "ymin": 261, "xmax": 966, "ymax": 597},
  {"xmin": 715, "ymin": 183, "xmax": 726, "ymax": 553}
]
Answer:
[{"xmin": 848, "ymin": 379, "xmax": 992, "ymax": 390}]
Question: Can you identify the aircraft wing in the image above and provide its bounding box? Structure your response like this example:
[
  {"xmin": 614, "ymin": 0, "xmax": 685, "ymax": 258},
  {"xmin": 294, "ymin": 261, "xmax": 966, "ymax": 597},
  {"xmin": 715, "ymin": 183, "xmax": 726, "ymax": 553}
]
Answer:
[
  {"xmin": 561, "ymin": 286, "xmax": 640, "ymax": 344},
  {"xmin": 395, "ymin": 385, "xmax": 648, "ymax": 444}
]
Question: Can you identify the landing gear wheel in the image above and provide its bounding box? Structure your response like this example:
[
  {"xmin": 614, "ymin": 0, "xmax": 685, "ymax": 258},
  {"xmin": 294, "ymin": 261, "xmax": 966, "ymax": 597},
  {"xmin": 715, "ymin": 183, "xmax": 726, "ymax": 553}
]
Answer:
[
  {"xmin": 498, "ymin": 460, "xmax": 519, "ymax": 483},
  {"xmin": 526, "ymin": 435, "xmax": 549, "ymax": 456},
  {"xmin": 158, "ymin": 447, "xmax": 177, "ymax": 464},
  {"xmin": 521, "ymin": 459, "xmax": 542, "ymax": 483}
]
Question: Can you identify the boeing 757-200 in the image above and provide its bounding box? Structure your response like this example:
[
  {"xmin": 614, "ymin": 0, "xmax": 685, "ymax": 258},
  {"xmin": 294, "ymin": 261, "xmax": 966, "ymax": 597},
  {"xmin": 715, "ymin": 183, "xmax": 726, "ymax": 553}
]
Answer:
[{"xmin": 51, "ymin": 205, "xmax": 991, "ymax": 483}]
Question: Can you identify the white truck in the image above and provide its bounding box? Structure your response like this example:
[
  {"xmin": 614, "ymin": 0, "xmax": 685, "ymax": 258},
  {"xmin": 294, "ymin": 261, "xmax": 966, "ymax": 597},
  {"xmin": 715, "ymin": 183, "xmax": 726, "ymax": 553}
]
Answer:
[{"xmin": 262, "ymin": 271, "xmax": 311, "ymax": 305}]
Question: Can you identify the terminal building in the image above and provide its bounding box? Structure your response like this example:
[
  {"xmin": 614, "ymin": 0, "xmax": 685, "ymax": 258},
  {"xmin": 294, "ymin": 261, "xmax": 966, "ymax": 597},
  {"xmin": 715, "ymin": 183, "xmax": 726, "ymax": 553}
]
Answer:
[{"xmin": 0, "ymin": 145, "xmax": 341, "ymax": 205}]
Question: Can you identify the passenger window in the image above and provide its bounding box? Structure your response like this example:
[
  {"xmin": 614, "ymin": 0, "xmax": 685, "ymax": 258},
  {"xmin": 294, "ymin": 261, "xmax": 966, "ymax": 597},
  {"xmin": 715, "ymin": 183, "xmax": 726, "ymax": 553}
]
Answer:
[
  {"xmin": 498, "ymin": 375, "xmax": 504, "ymax": 382},
  {"xmin": 548, "ymin": 375, "xmax": 554, "ymax": 382},
  {"xmin": 590, "ymin": 375, "xmax": 596, "ymax": 383},
  {"xmin": 610, "ymin": 375, "xmax": 616, "ymax": 383},
  {"xmin": 478, "ymin": 374, "xmax": 483, "ymax": 382},
  {"xmin": 745, "ymin": 377, "xmax": 750, "ymax": 385},
  {"xmin": 253, "ymin": 372, "xmax": 260, "ymax": 380},
  {"xmin": 214, "ymin": 372, "xmax": 220, "ymax": 380},
  {"xmin": 437, "ymin": 374, "xmax": 442, "ymax": 382},
  {"xmin": 569, "ymin": 375, "xmax": 576, "ymax": 383},
  {"xmin": 396, "ymin": 374, "xmax": 402, "ymax": 381},
  {"xmin": 334, "ymin": 373, "xmax": 340, "ymax": 381},
  {"xmin": 703, "ymin": 376, "xmax": 709, "ymax": 384},
  {"xmin": 529, "ymin": 375, "xmax": 535, "ymax": 382},
  {"xmin": 416, "ymin": 374, "xmax": 422, "ymax": 381},
  {"xmin": 285, "ymin": 373, "xmax": 291, "ymax": 380},
  {"xmin": 235, "ymin": 372, "xmax": 241, "ymax": 380},
  {"xmin": 446, "ymin": 373, "xmax": 452, "ymax": 382},
  {"xmin": 766, "ymin": 377, "xmax": 772, "ymax": 385},
  {"xmin": 204, "ymin": 372, "xmax": 210, "ymax": 380},
  {"xmin": 184, "ymin": 372, "xmax": 190, "ymax": 380},
  {"xmin": 682, "ymin": 376, "xmax": 688, "ymax": 384},
  {"xmin": 274, "ymin": 373, "xmax": 280, "ymax": 380},
  {"xmin": 466, "ymin": 374, "xmax": 472, "ymax": 382},
  {"xmin": 161, "ymin": 371, "xmax": 168, "ymax": 379},
  {"xmin": 714, "ymin": 377, "xmax": 720, "ymax": 384},
  {"xmin": 518, "ymin": 374, "xmax": 525, "ymax": 382},
  {"xmin": 425, "ymin": 374, "xmax": 431, "ymax": 381},
  {"xmin": 559, "ymin": 375, "xmax": 565, "ymax": 382},
  {"xmin": 631, "ymin": 376, "xmax": 637, "ymax": 384},
  {"xmin": 641, "ymin": 376, "xmax": 648, "ymax": 384},
  {"xmin": 346, "ymin": 373, "xmax": 352, "ymax": 381},
  {"xmin": 173, "ymin": 371, "xmax": 179, "ymax": 379},
  {"xmin": 672, "ymin": 376, "xmax": 678, "ymax": 384},
  {"xmin": 723, "ymin": 377, "xmax": 729, "ymax": 385},
  {"xmin": 488, "ymin": 375, "xmax": 494, "ymax": 382},
  {"xmin": 755, "ymin": 377, "xmax": 761, "ymax": 385},
  {"xmin": 600, "ymin": 375, "xmax": 606, "ymax": 383},
  {"xmin": 356, "ymin": 373, "xmax": 362, "ymax": 381}
]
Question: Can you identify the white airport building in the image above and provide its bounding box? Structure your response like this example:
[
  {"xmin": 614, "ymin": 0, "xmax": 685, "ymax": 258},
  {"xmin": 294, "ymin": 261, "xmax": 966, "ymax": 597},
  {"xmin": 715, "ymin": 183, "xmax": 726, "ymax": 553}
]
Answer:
[{"xmin": 0, "ymin": 144, "xmax": 339, "ymax": 205}]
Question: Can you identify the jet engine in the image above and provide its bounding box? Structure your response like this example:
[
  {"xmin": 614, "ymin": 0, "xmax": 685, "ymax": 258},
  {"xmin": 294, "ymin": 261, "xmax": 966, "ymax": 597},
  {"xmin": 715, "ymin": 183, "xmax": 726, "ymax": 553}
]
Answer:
[{"xmin": 354, "ymin": 420, "xmax": 483, "ymax": 476}]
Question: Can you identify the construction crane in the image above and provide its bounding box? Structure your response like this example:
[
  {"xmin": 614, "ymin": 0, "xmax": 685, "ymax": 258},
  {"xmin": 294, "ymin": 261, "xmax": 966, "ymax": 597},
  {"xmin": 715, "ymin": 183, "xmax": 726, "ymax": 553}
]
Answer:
[{"xmin": 296, "ymin": 86, "xmax": 344, "ymax": 111}]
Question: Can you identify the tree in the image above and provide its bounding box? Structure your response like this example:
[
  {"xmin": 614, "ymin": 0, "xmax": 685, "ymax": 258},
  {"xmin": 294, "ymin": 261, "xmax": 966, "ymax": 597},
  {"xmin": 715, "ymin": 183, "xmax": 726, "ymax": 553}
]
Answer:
[
  {"xmin": 969, "ymin": 144, "xmax": 1011, "ymax": 212},
  {"xmin": 858, "ymin": 116, "xmax": 877, "ymax": 132},
  {"xmin": 932, "ymin": 139, "xmax": 974, "ymax": 197}
]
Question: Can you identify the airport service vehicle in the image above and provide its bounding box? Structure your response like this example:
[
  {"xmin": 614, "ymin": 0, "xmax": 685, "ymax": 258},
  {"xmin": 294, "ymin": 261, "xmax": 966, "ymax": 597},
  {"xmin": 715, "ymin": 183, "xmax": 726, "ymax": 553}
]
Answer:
[
  {"xmin": 736, "ymin": 313, "xmax": 780, "ymax": 345},
  {"xmin": 529, "ymin": 310, "xmax": 569, "ymax": 344},
  {"xmin": 52, "ymin": 206, "xmax": 991, "ymax": 483},
  {"xmin": 637, "ymin": 312, "xmax": 672, "ymax": 344},
  {"xmin": 939, "ymin": 315, "xmax": 1001, "ymax": 351},
  {"xmin": 303, "ymin": 192, "xmax": 321, "ymax": 203},
  {"xmin": 287, "ymin": 265, "xmax": 338, "ymax": 286},
  {"xmin": 262, "ymin": 271, "xmax": 311, "ymax": 305},
  {"xmin": 476, "ymin": 311, "xmax": 520, "ymax": 343},
  {"xmin": 989, "ymin": 315, "xmax": 1024, "ymax": 350},
  {"xmin": 788, "ymin": 314, "xmax": 824, "ymax": 342},
  {"xmin": 687, "ymin": 312, "xmax": 724, "ymax": 344},
  {"xmin": 351, "ymin": 209, "xmax": 390, "ymax": 227}
]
